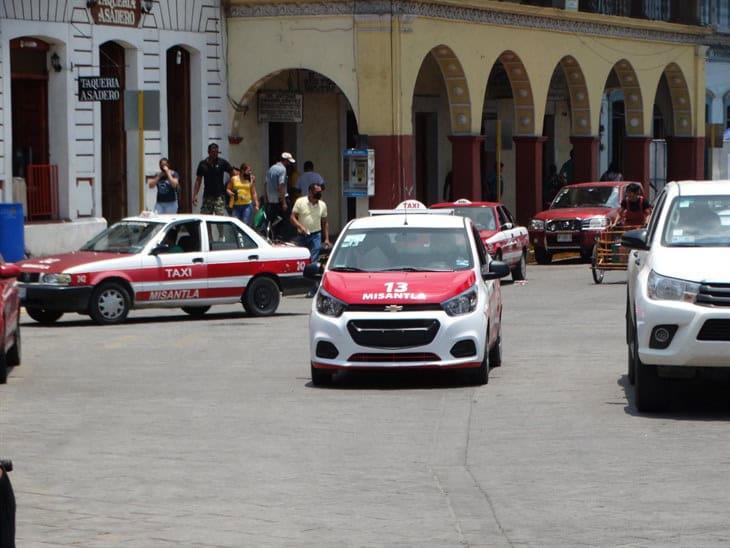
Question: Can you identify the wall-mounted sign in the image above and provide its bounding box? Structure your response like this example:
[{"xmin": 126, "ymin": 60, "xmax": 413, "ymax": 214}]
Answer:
[
  {"xmin": 90, "ymin": 0, "xmax": 142, "ymax": 27},
  {"xmin": 78, "ymin": 76, "xmax": 121, "ymax": 101},
  {"xmin": 257, "ymin": 91, "xmax": 303, "ymax": 124}
]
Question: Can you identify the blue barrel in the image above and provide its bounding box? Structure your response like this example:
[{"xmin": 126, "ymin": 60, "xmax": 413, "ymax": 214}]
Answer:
[{"xmin": 0, "ymin": 204, "xmax": 25, "ymax": 262}]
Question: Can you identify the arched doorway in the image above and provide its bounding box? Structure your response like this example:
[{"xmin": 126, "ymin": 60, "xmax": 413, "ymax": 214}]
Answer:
[
  {"xmin": 100, "ymin": 41, "xmax": 127, "ymax": 223},
  {"xmin": 166, "ymin": 46, "xmax": 192, "ymax": 212}
]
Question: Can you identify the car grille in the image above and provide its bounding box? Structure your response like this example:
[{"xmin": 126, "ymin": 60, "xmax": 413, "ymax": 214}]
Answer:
[
  {"xmin": 696, "ymin": 283, "xmax": 730, "ymax": 307},
  {"xmin": 18, "ymin": 272, "xmax": 40, "ymax": 283},
  {"xmin": 348, "ymin": 352, "xmax": 441, "ymax": 363},
  {"xmin": 346, "ymin": 303, "xmax": 443, "ymax": 312},
  {"xmin": 347, "ymin": 319, "xmax": 440, "ymax": 348},
  {"xmin": 546, "ymin": 219, "xmax": 581, "ymax": 232},
  {"xmin": 697, "ymin": 319, "xmax": 730, "ymax": 341}
]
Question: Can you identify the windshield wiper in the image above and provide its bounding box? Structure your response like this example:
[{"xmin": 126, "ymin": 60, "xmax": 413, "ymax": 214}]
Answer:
[
  {"xmin": 375, "ymin": 267, "xmax": 450, "ymax": 272},
  {"xmin": 329, "ymin": 266, "xmax": 366, "ymax": 272}
]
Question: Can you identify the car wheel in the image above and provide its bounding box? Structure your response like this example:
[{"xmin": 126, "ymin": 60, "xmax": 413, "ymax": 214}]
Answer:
[
  {"xmin": 512, "ymin": 251, "xmax": 527, "ymax": 281},
  {"xmin": 634, "ymin": 335, "xmax": 665, "ymax": 413},
  {"xmin": 471, "ymin": 343, "xmax": 490, "ymax": 385},
  {"xmin": 7, "ymin": 317, "xmax": 20, "ymax": 367},
  {"xmin": 580, "ymin": 248, "xmax": 593, "ymax": 262},
  {"xmin": 488, "ymin": 332, "xmax": 502, "ymax": 368},
  {"xmin": 181, "ymin": 306, "xmax": 211, "ymax": 317},
  {"xmin": 534, "ymin": 247, "xmax": 552, "ymax": 265},
  {"xmin": 25, "ymin": 307, "xmax": 63, "ymax": 324},
  {"xmin": 243, "ymin": 277, "xmax": 280, "ymax": 316},
  {"xmin": 626, "ymin": 308, "xmax": 636, "ymax": 386},
  {"xmin": 311, "ymin": 363, "xmax": 333, "ymax": 386},
  {"xmin": 89, "ymin": 282, "xmax": 131, "ymax": 325},
  {"xmin": 0, "ymin": 348, "xmax": 7, "ymax": 384}
]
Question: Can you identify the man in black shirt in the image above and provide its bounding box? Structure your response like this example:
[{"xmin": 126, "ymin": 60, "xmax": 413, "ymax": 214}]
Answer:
[{"xmin": 193, "ymin": 143, "xmax": 232, "ymax": 215}]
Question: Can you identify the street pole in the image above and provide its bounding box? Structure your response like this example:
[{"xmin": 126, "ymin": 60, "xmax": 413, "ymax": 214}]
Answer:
[{"xmin": 138, "ymin": 90, "xmax": 144, "ymax": 213}]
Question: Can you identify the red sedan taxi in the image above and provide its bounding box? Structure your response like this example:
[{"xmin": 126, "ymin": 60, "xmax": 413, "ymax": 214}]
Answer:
[
  {"xmin": 16, "ymin": 214, "xmax": 311, "ymax": 325},
  {"xmin": 431, "ymin": 199, "xmax": 528, "ymax": 280},
  {"xmin": 0, "ymin": 261, "xmax": 21, "ymax": 384},
  {"xmin": 528, "ymin": 181, "xmax": 634, "ymax": 264},
  {"xmin": 306, "ymin": 200, "xmax": 511, "ymax": 386}
]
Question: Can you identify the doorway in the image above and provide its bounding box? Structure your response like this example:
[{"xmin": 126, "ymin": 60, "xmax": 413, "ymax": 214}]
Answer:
[
  {"xmin": 100, "ymin": 41, "xmax": 127, "ymax": 224},
  {"xmin": 166, "ymin": 47, "xmax": 192, "ymax": 212},
  {"xmin": 414, "ymin": 112, "xmax": 437, "ymax": 204},
  {"xmin": 268, "ymin": 122, "xmax": 297, "ymax": 167}
]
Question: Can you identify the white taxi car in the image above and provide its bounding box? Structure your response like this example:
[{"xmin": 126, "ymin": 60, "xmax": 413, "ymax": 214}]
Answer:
[
  {"xmin": 307, "ymin": 200, "xmax": 511, "ymax": 386},
  {"xmin": 16, "ymin": 214, "xmax": 311, "ymax": 325},
  {"xmin": 623, "ymin": 180, "xmax": 730, "ymax": 412}
]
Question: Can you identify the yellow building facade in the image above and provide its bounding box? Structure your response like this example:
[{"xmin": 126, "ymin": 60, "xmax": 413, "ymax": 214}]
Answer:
[{"xmin": 226, "ymin": 1, "xmax": 708, "ymax": 230}]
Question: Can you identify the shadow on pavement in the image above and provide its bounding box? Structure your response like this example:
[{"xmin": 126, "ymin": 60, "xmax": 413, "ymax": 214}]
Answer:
[
  {"xmin": 306, "ymin": 368, "xmax": 484, "ymax": 390},
  {"xmin": 21, "ymin": 311, "xmax": 307, "ymax": 328},
  {"xmin": 618, "ymin": 374, "xmax": 730, "ymax": 419}
]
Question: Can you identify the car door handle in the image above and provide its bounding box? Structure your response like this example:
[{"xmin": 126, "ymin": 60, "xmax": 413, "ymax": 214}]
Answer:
[
  {"xmin": 248, "ymin": 255, "xmax": 259, "ymax": 260},
  {"xmin": 192, "ymin": 257, "xmax": 204, "ymax": 263}
]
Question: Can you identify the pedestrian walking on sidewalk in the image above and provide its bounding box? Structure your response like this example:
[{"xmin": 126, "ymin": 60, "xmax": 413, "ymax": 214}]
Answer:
[
  {"xmin": 295, "ymin": 161, "xmax": 325, "ymax": 199},
  {"xmin": 227, "ymin": 163, "xmax": 259, "ymax": 226},
  {"xmin": 265, "ymin": 152, "xmax": 296, "ymax": 240},
  {"xmin": 193, "ymin": 143, "xmax": 232, "ymax": 215},
  {"xmin": 149, "ymin": 157, "xmax": 180, "ymax": 214},
  {"xmin": 291, "ymin": 182, "xmax": 330, "ymax": 297}
]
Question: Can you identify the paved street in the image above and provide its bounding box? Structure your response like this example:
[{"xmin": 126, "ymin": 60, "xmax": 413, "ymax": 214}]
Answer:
[{"xmin": 2, "ymin": 262, "xmax": 729, "ymax": 547}]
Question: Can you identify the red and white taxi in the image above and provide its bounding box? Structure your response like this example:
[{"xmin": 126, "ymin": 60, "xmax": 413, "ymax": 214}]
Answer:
[
  {"xmin": 16, "ymin": 214, "xmax": 311, "ymax": 325},
  {"xmin": 431, "ymin": 199, "xmax": 529, "ymax": 280},
  {"xmin": 307, "ymin": 200, "xmax": 511, "ymax": 386}
]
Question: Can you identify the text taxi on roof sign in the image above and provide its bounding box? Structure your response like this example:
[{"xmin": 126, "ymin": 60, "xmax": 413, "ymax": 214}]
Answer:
[{"xmin": 305, "ymin": 199, "xmax": 512, "ymax": 386}]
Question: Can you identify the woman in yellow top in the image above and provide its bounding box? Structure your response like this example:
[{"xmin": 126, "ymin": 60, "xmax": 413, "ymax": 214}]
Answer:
[{"xmin": 226, "ymin": 163, "xmax": 259, "ymax": 226}]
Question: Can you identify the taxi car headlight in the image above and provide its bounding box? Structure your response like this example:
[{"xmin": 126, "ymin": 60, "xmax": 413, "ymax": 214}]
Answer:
[
  {"xmin": 529, "ymin": 219, "xmax": 545, "ymax": 231},
  {"xmin": 40, "ymin": 273, "xmax": 72, "ymax": 285},
  {"xmin": 316, "ymin": 288, "xmax": 347, "ymax": 317},
  {"xmin": 442, "ymin": 285, "xmax": 478, "ymax": 316},
  {"xmin": 647, "ymin": 270, "xmax": 700, "ymax": 303},
  {"xmin": 581, "ymin": 216, "xmax": 609, "ymax": 229}
]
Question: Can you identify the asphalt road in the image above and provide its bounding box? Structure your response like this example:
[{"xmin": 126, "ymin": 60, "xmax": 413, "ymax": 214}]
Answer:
[{"xmin": 1, "ymin": 261, "xmax": 729, "ymax": 547}]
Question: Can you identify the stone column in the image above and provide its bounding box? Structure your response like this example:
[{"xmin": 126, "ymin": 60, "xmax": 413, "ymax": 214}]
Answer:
[
  {"xmin": 667, "ymin": 137, "xmax": 705, "ymax": 182},
  {"xmin": 623, "ymin": 137, "xmax": 652, "ymax": 195},
  {"xmin": 368, "ymin": 135, "xmax": 414, "ymax": 209},
  {"xmin": 449, "ymin": 135, "xmax": 485, "ymax": 202},
  {"xmin": 512, "ymin": 136, "xmax": 547, "ymax": 225},
  {"xmin": 570, "ymin": 136, "xmax": 600, "ymax": 182}
]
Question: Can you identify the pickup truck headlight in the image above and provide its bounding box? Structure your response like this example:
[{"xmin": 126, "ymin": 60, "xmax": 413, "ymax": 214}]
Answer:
[
  {"xmin": 40, "ymin": 273, "xmax": 72, "ymax": 285},
  {"xmin": 442, "ymin": 285, "xmax": 478, "ymax": 316},
  {"xmin": 647, "ymin": 270, "xmax": 700, "ymax": 303},
  {"xmin": 581, "ymin": 216, "xmax": 609, "ymax": 229},
  {"xmin": 529, "ymin": 219, "xmax": 545, "ymax": 231},
  {"xmin": 316, "ymin": 288, "xmax": 347, "ymax": 317}
]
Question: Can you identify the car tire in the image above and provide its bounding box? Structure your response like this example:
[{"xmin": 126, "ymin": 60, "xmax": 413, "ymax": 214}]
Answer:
[
  {"xmin": 0, "ymin": 349, "xmax": 7, "ymax": 384},
  {"xmin": 243, "ymin": 276, "xmax": 280, "ymax": 316},
  {"xmin": 89, "ymin": 282, "xmax": 131, "ymax": 325},
  {"xmin": 181, "ymin": 306, "xmax": 211, "ymax": 317},
  {"xmin": 580, "ymin": 248, "xmax": 593, "ymax": 262},
  {"xmin": 6, "ymin": 317, "xmax": 20, "ymax": 367},
  {"xmin": 471, "ymin": 344, "xmax": 490, "ymax": 385},
  {"xmin": 489, "ymin": 332, "xmax": 502, "ymax": 368},
  {"xmin": 25, "ymin": 307, "xmax": 63, "ymax": 325},
  {"xmin": 634, "ymin": 334, "xmax": 665, "ymax": 413},
  {"xmin": 311, "ymin": 363, "xmax": 333, "ymax": 386},
  {"xmin": 511, "ymin": 251, "xmax": 527, "ymax": 281},
  {"xmin": 534, "ymin": 247, "xmax": 552, "ymax": 265},
  {"xmin": 626, "ymin": 308, "xmax": 636, "ymax": 386}
]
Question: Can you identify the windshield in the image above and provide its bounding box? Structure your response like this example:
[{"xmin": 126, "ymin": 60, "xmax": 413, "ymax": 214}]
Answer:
[
  {"xmin": 551, "ymin": 186, "xmax": 619, "ymax": 209},
  {"xmin": 329, "ymin": 227, "xmax": 473, "ymax": 272},
  {"xmin": 662, "ymin": 196, "xmax": 730, "ymax": 247},
  {"xmin": 81, "ymin": 221, "xmax": 165, "ymax": 253},
  {"xmin": 452, "ymin": 207, "xmax": 497, "ymax": 230}
]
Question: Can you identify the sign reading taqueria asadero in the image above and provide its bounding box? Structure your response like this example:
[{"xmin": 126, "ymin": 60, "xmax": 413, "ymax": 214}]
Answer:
[
  {"xmin": 78, "ymin": 76, "xmax": 122, "ymax": 102},
  {"xmin": 90, "ymin": 0, "xmax": 141, "ymax": 27}
]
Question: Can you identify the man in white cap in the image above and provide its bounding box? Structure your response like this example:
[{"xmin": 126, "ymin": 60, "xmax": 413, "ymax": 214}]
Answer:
[{"xmin": 265, "ymin": 152, "xmax": 295, "ymax": 240}]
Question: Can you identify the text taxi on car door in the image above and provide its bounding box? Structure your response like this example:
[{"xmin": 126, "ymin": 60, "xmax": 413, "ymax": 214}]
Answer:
[
  {"xmin": 15, "ymin": 214, "xmax": 311, "ymax": 325},
  {"xmin": 305, "ymin": 200, "xmax": 511, "ymax": 386}
]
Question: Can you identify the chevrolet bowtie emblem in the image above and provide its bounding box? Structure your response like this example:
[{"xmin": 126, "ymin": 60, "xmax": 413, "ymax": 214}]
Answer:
[{"xmin": 384, "ymin": 305, "xmax": 403, "ymax": 312}]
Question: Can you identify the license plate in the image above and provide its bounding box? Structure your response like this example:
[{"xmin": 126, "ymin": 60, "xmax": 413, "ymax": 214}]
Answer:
[
  {"xmin": 557, "ymin": 234, "xmax": 572, "ymax": 242},
  {"xmin": 17, "ymin": 286, "xmax": 26, "ymax": 299}
]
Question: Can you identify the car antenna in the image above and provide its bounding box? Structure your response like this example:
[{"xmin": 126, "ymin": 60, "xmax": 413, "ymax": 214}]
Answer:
[{"xmin": 403, "ymin": 201, "xmax": 409, "ymax": 226}]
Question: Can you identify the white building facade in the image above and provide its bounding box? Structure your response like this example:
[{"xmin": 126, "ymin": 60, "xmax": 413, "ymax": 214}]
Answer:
[
  {"xmin": 1, "ymin": 0, "xmax": 227, "ymax": 255},
  {"xmin": 703, "ymin": 0, "xmax": 730, "ymax": 180}
]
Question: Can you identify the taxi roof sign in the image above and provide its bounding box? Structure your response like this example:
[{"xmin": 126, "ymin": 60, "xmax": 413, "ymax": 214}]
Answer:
[{"xmin": 369, "ymin": 200, "xmax": 453, "ymax": 216}]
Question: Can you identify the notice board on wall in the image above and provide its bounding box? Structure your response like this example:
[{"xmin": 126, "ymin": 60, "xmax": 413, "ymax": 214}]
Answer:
[{"xmin": 257, "ymin": 91, "xmax": 303, "ymax": 123}]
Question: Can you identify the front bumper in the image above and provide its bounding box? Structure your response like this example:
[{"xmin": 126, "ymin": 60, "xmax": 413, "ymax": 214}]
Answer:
[
  {"xmin": 636, "ymin": 295, "xmax": 730, "ymax": 368},
  {"xmin": 309, "ymin": 309, "xmax": 488, "ymax": 369},
  {"xmin": 20, "ymin": 284, "xmax": 93, "ymax": 313},
  {"xmin": 529, "ymin": 229, "xmax": 601, "ymax": 252}
]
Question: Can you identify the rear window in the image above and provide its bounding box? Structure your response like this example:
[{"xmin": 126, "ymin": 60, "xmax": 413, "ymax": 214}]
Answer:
[{"xmin": 330, "ymin": 227, "xmax": 473, "ymax": 272}]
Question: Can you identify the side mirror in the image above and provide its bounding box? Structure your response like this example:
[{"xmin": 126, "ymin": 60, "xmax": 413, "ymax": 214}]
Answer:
[
  {"xmin": 303, "ymin": 262, "xmax": 323, "ymax": 281},
  {"xmin": 501, "ymin": 222, "xmax": 513, "ymax": 231},
  {"xmin": 621, "ymin": 229, "xmax": 649, "ymax": 251},
  {"xmin": 0, "ymin": 264, "xmax": 20, "ymax": 279},
  {"xmin": 482, "ymin": 260, "xmax": 510, "ymax": 280},
  {"xmin": 150, "ymin": 244, "xmax": 169, "ymax": 256}
]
